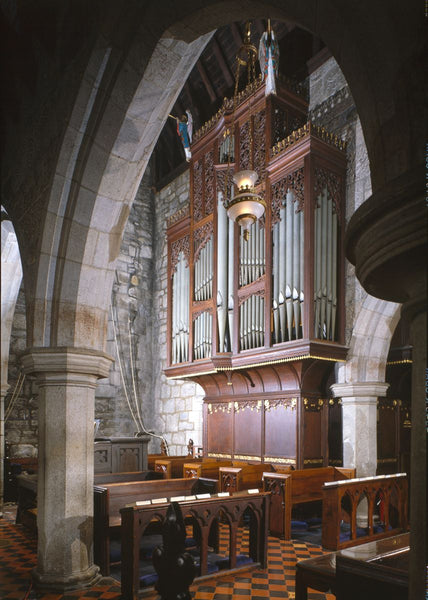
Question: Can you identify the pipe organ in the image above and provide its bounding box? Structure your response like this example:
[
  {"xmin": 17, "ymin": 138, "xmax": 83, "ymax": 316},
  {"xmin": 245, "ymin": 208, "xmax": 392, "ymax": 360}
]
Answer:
[{"xmin": 166, "ymin": 75, "xmax": 347, "ymax": 469}]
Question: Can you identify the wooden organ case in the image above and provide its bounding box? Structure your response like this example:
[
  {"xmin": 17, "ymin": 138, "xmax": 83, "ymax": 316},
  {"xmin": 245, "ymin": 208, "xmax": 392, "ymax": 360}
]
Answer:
[{"xmin": 165, "ymin": 76, "xmax": 348, "ymax": 469}]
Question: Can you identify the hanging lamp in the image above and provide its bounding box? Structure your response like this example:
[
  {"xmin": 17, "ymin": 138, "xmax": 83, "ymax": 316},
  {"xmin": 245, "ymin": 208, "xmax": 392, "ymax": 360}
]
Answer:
[{"xmin": 225, "ymin": 22, "xmax": 266, "ymax": 240}]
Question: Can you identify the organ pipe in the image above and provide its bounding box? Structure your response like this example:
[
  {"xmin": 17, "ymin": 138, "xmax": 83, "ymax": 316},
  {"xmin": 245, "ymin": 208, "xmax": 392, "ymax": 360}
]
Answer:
[
  {"xmin": 172, "ymin": 252, "xmax": 189, "ymax": 364},
  {"xmin": 313, "ymin": 188, "xmax": 338, "ymax": 341},
  {"xmin": 272, "ymin": 189, "xmax": 304, "ymax": 343},
  {"xmin": 217, "ymin": 192, "xmax": 228, "ymax": 352}
]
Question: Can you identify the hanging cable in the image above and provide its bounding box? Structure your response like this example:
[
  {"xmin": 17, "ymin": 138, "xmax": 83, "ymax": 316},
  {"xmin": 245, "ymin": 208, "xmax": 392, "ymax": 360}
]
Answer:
[
  {"xmin": 110, "ymin": 300, "xmax": 169, "ymax": 455},
  {"xmin": 4, "ymin": 371, "xmax": 25, "ymax": 422},
  {"xmin": 128, "ymin": 315, "xmax": 145, "ymax": 431},
  {"xmin": 110, "ymin": 303, "xmax": 142, "ymax": 432}
]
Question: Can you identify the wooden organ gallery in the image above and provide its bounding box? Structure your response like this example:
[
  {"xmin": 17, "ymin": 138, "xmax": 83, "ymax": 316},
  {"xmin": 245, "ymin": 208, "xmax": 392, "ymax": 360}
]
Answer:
[{"xmin": 165, "ymin": 75, "xmax": 348, "ymax": 470}]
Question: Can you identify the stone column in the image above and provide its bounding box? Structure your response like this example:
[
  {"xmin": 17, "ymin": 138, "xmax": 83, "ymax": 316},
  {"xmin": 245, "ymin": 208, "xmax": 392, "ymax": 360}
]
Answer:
[
  {"xmin": 330, "ymin": 382, "xmax": 389, "ymax": 476},
  {"xmin": 21, "ymin": 347, "xmax": 112, "ymax": 592}
]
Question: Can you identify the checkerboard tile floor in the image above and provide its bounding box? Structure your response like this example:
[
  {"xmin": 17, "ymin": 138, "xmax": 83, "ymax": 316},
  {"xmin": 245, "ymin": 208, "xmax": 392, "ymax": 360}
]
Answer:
[{"xmin": 0, "ymin": 505, "xmax": 335, "ymax": 599}]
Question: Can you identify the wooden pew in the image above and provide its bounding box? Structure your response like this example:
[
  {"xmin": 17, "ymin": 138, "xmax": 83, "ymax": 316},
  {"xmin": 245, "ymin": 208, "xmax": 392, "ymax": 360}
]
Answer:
[
  {"xmin": 219, "ymin": 463, "xmax": 274, "ymax": 493},
  {"xmin": 94, "ymin": 470, "xmax": 163, "ymax": 484},
  {"xmin": 321, "ymin": 473, "xmax": 408, "ymax": 550},
  {"xmin": 15, "ymin": 470, "xmax": 165, "ymax": 535},
  {"xmin": 183, "ymin": 460, "xmax": 233, "ymax": 479},
  {"xmin": 262, "ymin": 466, "xmax": 356, "ymax": 539},
  {"xmin": 147, "ymin": 453, "xmax": 171, "ymax": 471},
  {"xmin": 120, "ymin": 490, "xmax": 270, "ymax": 599},
  {"xmin": 94, "ymin": 477, "xmax": 217, "ymax": 575},
  {"xmin": 154, "ymin": 456, "xmax": 200, "ymax": 478}
]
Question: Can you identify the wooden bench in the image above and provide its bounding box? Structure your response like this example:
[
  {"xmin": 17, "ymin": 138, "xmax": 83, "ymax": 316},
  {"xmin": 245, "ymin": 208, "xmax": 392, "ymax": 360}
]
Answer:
[
  {"xmin": 321, "ymin": 473, "xmax": 408, "ymax": 550},
  {"xmin": 262, "ymin": 466, "xmax": 356, "ymax": 539},
  {"xmin": 295, "ymin": 532, "xmax": 409, "ymax": 600},
  {"xmin": 94, "ymin": 476, "xmax": 217, "ymax": 575},
  {"xmin": 94, "ymin": 470, "xmax": 163, "ymax": 484},
  {"xmin": 183, "ymin": 460, "xmax": 233, "ymax": 479},
  {"xmin": 120, "ymin": 490, "xmax": 270, "ymax": 599},
  {"xmin": 219, "ymin": 463, "xmax": 274, "ymax": 493},
  {"xmin": 154, "ymin": 456, "xmax": 201, "ymax": 478}
]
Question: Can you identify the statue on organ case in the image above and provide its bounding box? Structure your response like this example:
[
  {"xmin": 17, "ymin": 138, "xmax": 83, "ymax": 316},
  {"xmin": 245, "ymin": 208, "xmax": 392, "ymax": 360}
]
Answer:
[{"xmin": 169, "ymin": 110, "xmax": 193, "ymax": 162}]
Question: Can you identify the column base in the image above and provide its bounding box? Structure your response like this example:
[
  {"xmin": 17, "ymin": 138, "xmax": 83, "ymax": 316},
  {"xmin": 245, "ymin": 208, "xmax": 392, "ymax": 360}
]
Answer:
[{"xmin": 31, "ymin": 564, "xmax": 102, "ymax": 593}]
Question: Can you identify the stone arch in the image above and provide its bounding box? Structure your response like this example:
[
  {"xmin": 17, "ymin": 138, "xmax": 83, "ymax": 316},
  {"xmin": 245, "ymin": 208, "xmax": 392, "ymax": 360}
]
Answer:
[
  {"xmin": 1, "ymin": 216, "xmax": 23, "ymax": 395},
  {"xmin": 338, "ymin": 294, "xmax": 401, "ymax": 384}
]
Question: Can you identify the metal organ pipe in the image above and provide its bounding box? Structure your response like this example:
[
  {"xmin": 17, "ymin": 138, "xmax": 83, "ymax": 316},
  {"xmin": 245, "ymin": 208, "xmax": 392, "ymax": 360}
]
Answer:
[
  {"xmin": 272, "ymin": 188, "xmax": 304, "ymax": 343},
  {"xmin": 285, "ymin": 190, "xmax": 293, "ymax": 341},
  {"xmin": 172, "ymin": 252, "xmax": 189, "ymax": 364},
  {"xmin": 313, "ymin": 188, "xmax": 337, "ymax": 341},
  {"xmin": 228, "ymin": 217, "xmax": 234, "ymax": 350},
  {"xmin": 217, "ymin": 192, "xmax": 228, "ymax": 352}
]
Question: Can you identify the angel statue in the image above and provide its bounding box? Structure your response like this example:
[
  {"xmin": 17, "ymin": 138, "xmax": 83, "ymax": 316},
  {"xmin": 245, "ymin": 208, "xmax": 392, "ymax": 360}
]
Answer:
[
  {"xmin": 258, "ymin": 19, "xmax": 279, "ymax": 96},
  {"xmin": 169, "ymin": 110, "xmax": 193, "ymax": 162}
]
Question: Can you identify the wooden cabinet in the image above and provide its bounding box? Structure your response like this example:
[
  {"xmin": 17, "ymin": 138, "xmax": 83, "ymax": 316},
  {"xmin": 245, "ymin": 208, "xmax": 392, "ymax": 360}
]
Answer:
[{"xmin": 94, "ymin": 436, "xmax": 150, "ymax": 474}]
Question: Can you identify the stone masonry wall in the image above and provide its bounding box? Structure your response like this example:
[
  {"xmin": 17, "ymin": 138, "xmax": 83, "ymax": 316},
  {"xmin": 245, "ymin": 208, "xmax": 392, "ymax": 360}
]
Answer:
[{"xmin": 152, "ymin": 171, "xmax": 204, "ymax": 456}]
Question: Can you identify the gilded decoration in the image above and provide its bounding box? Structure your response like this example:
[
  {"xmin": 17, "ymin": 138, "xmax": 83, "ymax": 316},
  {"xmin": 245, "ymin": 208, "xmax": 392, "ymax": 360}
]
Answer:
[
  {"xmin": 207, "ymin": 452, "xmax": 232, "ymax": 459},
  {"xmin": 170, "ymin": 235, "xmax": 190, "ymax": 274},
  {"xmin": 304, "ymin": 458, "xmax": 323, "ymax": 465},
  {"xmin": 193, "ymin": 159, "xmax": 203, "ymax": 222},
  {"xmin": 271, "ymin": 121, "xmax": 346, "ymax": 158},
  {"xmin": 234, "ymin": 400, "xmax": 262, "ymax": 413},
  {"xmin": 264, "ymin": 398, "xmax": 297, "ymax": 411},
  {"xmin": 270, "ymin": 168, "xmax": 304, "ymax": 226},
  {"xmin": 314, "ymin": 166, "xmax": 342, "ymax": 218},
  {"xmin": 234, "ymin": 454, "xmax": 261, "ymax": 461},
  {"xmin": 377, "ymin": 398, "xmax": 402, "ymax": 410},
  {"xmin": 207, "ymin": 402, "xmax": 233, "ymax": 415},
  {"xmin": 204, "ymin": 150, "xmax": 215, "ymax": 215},
  {"xmin": 166, "ymin": 205, "xmax": 190, "ymax": 228},
  {"xmin": 303, "ymin": 398, "xmax": 325, "ymax": 411},
  {"xmin": 264, "ymin": 456, "xmax": 296, "ymax": 465}
]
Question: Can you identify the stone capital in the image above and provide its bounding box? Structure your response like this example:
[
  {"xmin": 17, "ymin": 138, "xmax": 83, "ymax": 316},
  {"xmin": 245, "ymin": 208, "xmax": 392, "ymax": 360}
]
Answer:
[
  {"xmin": 20, "ymin": 346, "xmax": 113, "ymax": 387},
  {"xmin": 330, "ymin": 381, "xmax": 389, "ymax": 398}
]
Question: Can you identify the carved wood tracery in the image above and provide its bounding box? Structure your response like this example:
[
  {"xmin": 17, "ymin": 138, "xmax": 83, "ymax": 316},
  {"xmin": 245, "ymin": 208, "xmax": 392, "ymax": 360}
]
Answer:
[
  {"xmin": 205, "ymin": 150, "xmax": 215, "ymax": 215},
  {"xmin": 314, "ymin": 166, "xmax": 342, "ymax": 217},
  {"xmin": 171, "ymin": 236, "xmax": 190, "ymax": 274},
  {"xmin": 271, "ymin": 168, "xmax": 305, "ymax": 226},
  {"xmin": 239, "ymin": 120, "xmax": 250, "ymax": 170},
  {"xmin": 253, "ymin": 108, "xmax": 266, "ymax": 181},
  {"xmin": 193, "ymin": 222, "xmax": 213, "ymax": 262},
  {"xmin": 193, "ymin": 159, "xmax": 203, "ymax": 221}
]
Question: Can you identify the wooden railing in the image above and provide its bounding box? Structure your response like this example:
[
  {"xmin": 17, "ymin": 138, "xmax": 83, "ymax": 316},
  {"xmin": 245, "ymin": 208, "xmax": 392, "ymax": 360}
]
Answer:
[
  {"xmin": 120, "ymin": 491, "xmax": 270, "ymax": 599},
  {"xmin": 321, "ymin": 473, "xmax": 408, "ymax": 550}
]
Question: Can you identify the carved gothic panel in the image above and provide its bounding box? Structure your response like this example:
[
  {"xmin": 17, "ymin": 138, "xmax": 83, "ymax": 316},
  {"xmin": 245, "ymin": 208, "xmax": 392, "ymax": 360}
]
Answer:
[
  {"xmin": 314, "ymin": 166, "xmax": 342, "ymax": 217},
  {"xmin": 253, "ymin": 108, "xmax": 266, "ymax": 181},
  {"xmin": 239, "ymin": 120, "xmax": 250, "ymax": 170},
  {"xmin": 193, "ymin": 160, "xmax": 203, "ymax": 222},
  {"xmin": 193, "ymin": 222, "xmax": 213, "ymax": 262},
  {"xmin": 170, "ymin": 235, "xmax": 190, "ymax": 274},
  {"xmin": 204, "ymin": 150, "xmax": 215, "ymax": 216},
  {"xmin": 271, "ymin": 168, "xmax": 305, "ymax": 225}
]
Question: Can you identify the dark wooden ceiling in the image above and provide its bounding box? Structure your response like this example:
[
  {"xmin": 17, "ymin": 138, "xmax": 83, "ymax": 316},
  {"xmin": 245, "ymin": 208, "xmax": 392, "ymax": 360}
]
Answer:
[{"xmin": 153, "ymin": 19, "xmax": 327, "ymax": 188}]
